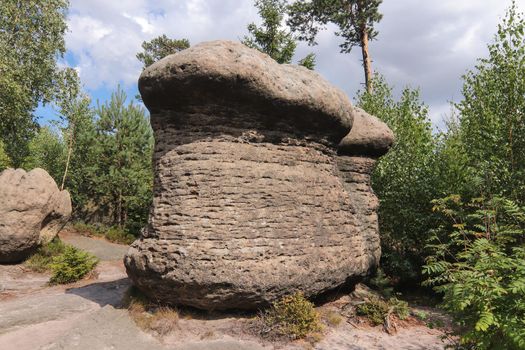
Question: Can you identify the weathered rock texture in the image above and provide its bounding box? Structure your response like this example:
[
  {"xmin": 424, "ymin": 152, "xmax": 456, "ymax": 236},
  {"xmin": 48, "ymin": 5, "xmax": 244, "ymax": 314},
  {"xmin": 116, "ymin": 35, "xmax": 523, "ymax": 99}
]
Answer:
[
  {"xmin": 124, "ymin": 40, "xmax": 393, "ymax": 310},
  {"xmin": 0, "ymin": 168, "xmax": 72, "ymax": 263}
]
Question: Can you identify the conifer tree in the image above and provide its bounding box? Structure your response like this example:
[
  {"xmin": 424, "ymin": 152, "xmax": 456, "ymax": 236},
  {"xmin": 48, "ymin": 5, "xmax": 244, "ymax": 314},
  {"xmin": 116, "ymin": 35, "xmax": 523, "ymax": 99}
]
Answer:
[
  {"xmin": 287, "ymin": 0, "xmax": 382, "ymax": 91},
  {"xmin": 243, "ymin": 0, "xmax": 316, "ymax": 69},
  {"xmin": 137, "ymin": 35, "xmax": 190, "ymax": 69},
  {"xmin": 94, "ymin": 87, "xmax": 154, "ymax": 230}
]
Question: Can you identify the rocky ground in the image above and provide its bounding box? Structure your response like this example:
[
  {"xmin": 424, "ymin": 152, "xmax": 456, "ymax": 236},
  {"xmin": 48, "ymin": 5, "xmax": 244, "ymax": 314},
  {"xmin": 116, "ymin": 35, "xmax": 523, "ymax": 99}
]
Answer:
[{"xmin": 0, "ymin": 231, "xmax": 451, "ymax": 350}]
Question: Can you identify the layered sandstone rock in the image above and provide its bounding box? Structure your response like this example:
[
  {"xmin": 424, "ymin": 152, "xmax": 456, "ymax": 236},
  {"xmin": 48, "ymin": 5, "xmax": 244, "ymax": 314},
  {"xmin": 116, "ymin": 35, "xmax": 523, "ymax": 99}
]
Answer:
[
  {"xmin": 0, "ymin": 168, "xmax": 72, "ymax": 263},
  {"xmin": 124, "ymin": 40, "xmax": 393, "ymax": 310},
  {"xmin": 336, "ymin": 108, "xmax": 394, "ymax": 273}
]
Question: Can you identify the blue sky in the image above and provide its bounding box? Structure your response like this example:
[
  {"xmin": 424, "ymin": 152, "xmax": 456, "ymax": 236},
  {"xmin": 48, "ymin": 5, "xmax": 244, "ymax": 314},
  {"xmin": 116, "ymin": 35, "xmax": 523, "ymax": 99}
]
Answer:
[{"xmin": 38, "ymin": 0, "xmax": 525, "ymax": 129}]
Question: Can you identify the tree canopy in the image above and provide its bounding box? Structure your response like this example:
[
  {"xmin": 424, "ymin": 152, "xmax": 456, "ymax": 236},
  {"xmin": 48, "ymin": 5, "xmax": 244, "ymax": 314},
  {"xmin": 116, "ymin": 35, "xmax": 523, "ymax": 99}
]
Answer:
[
  {"xmin": 243, "ymin": 0, "xmax": 316, "ymax": 69},
  {"xmin": 287, "ymin": 0, "xmax": 383, "ymax": 91},
  {"xmin": 0, "ymin": 0, "xmax": 74, "ymax": 165},
  {"xmin": 136, "ymin": 35, "xmax": 190, "ymax": 69}
]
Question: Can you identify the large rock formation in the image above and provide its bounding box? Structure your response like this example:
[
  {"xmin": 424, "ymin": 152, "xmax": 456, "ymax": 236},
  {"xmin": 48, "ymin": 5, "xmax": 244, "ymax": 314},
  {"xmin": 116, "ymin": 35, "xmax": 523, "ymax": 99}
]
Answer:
[
  {"xmin": 124, "ymin": 40, "xmax": 393, "ymax": 310},
  {"xmin": 0, "ymin": 168, "xmax": 72, "ymax": 263}
]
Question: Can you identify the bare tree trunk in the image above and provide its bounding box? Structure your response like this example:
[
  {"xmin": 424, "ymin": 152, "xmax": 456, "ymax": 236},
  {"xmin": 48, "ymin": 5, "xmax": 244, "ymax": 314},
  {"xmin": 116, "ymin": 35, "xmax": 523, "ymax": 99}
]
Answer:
[
  {"xmin": 118, "ymin": 188, "xmax": 122, "ymax": 229},
  {"xmin": 60, "ymin": 125, "xmax": 75, "ymax": 191},
  {"xmin": 360, "ymin": 26, "xmax": 373, "ymax": 93}
]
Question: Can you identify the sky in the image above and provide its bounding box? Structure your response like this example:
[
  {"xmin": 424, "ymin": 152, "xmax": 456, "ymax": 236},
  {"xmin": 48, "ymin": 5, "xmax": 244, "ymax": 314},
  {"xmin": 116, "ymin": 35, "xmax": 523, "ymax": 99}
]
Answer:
[{"xmin": 39, "ymin": 0, "xmax": 525, "ymax": 129}]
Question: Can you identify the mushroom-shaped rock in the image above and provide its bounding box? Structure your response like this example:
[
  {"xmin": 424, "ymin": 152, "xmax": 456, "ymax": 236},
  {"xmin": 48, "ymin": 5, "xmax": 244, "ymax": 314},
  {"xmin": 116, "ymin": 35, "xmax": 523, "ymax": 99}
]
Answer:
[
  {"xmin": 0, "ymin": 168, "xmax": 72, "ymax": 263},
  {"xmin": 125, "ymin": 40, "xmax": 385, "ymax": 310}
]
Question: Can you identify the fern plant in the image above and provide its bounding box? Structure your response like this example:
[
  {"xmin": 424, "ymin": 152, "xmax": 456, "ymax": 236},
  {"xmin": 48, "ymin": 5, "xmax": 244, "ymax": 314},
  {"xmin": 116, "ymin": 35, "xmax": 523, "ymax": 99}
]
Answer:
[{"xmin": 423, "ymin": 195, "xmax": 525, "ymax": 349}]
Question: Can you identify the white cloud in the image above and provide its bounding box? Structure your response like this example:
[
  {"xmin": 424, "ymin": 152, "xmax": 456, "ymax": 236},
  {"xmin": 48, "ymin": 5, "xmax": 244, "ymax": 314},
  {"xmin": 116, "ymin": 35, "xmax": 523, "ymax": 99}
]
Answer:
[
  {"xmin": 123, "ymin": 13, "xmax": 155, "ymax": 34},
  {"xmin": 64, "ymin": 0, "xmax": 525, "ymax": 124}
]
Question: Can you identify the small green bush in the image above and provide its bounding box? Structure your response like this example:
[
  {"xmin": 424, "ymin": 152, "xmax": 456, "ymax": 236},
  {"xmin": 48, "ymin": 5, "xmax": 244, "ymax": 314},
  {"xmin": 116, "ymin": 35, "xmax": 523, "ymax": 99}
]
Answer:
[
  {"xmin": 49, "ymin": 245, "xmax": 98, "ymax": 284},
  {"xmin": 261, "ymin": 292, "xmax": 322, "ymax": 339},
  {"xmin": 389, "ymin": 298, "xmax": 409, "ymax": 320},
  {"xmin": 356, "ymin": 297, "xmax": 409, "ymax": 326},
  {"xmin": 357, "ymin": 298, "xmax": 390, "ymax": 326},
  {"xmin": 25, "ymin": 238, "xmax": 66, "ymax": 272}
]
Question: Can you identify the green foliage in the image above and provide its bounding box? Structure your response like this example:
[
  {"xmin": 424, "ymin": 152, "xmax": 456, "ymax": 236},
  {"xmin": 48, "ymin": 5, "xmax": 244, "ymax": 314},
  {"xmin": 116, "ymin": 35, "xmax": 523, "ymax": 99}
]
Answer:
[
  {"xmin": 91, "ymin": 87, "xmax": 154, "ymax": 230},
  {"xmin": 0, "ymin": 139, "xmax": 11, "ymax": 171},
  {"xmin": 72, "ymin": 222, "xmax": 135, "ymax": 244},
  {"xmin": 105, "ymin": 227, "xmax": 136, "ymax": 245},
  {"xmin": 49, "ymin": 245, "xmax": 98, "ymax": 284},
  {"xmin": 297, "ymin": 52, "xmax": 316, "ymax": 70},
  {"xmin": 424, "ymin": 196, "xmax": 525, "ymax": 349},
  {"xmin": 261, "ymin": 292, "xmax": 322, "ymax": 339},
  {"xmin": 357, "ymin": 298, "xmax": 389, "ymax": 325},
  {"xmin": 25, "ymin": 238, "xmax": 67, "ymax": 273},
  {"xmin": 368, "ymin": 268, "xmax": 394, "ymax": 298},
  {"xmin": 0, "ymin": 0, "xmax": 72, "ymax": 165},
  {"xmin": 455, "ymin": 1, "xmax": 525, "ymax": 204},
  {"xmin": 21, "ymin": 127, "xmax": 65, "ymax": 183},
  {"xmin": 136, "ymin": 35, "xmax": 190, "ymax": 69},
  {"xmin": 357, "ymin": 297, "xmax": 409, "ymax": 326},
  {"xmin": 356, "ymin": 74, "xmax": 440, "ymax": 283},
  {"xmin": 287, "ymin": 0, "xmax": 382, "ymax": 49},
  {"xmin": 56, "ymin": 87, "xmax": 153, "ymax": 231},
  {"xmin": 287, "ymin": 0, "xmax": 382, "ymax": 87},
  {"xmin": 243, "ymin": 0, "xmax": 315, "ymax": 69}
]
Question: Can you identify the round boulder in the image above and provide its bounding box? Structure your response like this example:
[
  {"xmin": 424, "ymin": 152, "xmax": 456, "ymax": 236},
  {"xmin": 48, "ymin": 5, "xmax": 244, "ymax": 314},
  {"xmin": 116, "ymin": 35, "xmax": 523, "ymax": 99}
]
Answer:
[{"xmin": 0, "ymin": 168, "xmax": 72, "ymax": 263}]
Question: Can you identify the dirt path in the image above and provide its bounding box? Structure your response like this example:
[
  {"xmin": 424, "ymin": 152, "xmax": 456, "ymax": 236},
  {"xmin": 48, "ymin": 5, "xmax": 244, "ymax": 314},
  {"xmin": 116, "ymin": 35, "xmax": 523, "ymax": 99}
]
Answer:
[{"xmin": 0, "ymin": 232, "xmax": 450, "ymax": 350}]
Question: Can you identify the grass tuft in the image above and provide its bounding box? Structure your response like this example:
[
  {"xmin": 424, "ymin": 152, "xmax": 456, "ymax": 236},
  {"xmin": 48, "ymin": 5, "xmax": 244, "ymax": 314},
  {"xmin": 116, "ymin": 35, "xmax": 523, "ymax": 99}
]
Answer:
[{"xmin": 124, "ymin": 286, "xmax": 179, "ymax": 336}]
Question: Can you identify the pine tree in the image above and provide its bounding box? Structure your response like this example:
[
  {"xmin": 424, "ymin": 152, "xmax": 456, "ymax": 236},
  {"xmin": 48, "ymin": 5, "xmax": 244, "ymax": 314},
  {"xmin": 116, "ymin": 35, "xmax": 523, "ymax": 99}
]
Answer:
[
  {"xmin": 243, "ymin": 0, "xmax": 316, "ymax": 69},
  {"xmin": 287, "ymin": 0, "xmax": 382, "ymax": 91},
  {"xmin": 94, "ymin": 87, "xmax": 154, "ymax": 230},
  {"xmin": 136, "ymin": 35, "xmax": 190, "ymax": 69}
]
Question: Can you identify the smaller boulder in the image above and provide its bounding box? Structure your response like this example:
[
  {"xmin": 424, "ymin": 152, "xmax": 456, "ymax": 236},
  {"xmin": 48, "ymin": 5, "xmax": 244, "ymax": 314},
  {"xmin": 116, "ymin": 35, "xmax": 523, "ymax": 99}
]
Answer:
[
  {"xmin": 0, "ymin": 168, "xmax": 72, "ymax": 263},
  {"xmin": 338, "ymin": 107, "xmax": 394, "ymax": 157}
]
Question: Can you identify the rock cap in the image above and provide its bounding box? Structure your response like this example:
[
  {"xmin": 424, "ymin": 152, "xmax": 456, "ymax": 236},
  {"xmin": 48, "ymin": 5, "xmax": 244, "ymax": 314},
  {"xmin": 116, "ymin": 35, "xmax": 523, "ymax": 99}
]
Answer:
[
  {"xmin": 338, "ymin": 107, "xmax": 394, "ymax": 157},
  {"xmin": 139, "ymin": 40, "xmax": 354, "ymax": 142}
]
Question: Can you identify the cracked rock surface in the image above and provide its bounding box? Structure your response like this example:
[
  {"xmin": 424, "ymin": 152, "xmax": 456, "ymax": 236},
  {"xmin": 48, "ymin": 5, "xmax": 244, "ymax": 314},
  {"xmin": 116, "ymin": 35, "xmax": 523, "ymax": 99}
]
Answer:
[{"xmin": 125, "ymin": 40, "xmax": 393, "ymax": 310}]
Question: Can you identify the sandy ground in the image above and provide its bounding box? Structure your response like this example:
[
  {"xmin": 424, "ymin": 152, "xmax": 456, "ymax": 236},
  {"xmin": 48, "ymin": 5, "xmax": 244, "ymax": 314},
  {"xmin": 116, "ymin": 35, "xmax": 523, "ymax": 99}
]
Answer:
[{"xmin": 0, "ymin": 231, "xmax": 451, "ymax": 350}]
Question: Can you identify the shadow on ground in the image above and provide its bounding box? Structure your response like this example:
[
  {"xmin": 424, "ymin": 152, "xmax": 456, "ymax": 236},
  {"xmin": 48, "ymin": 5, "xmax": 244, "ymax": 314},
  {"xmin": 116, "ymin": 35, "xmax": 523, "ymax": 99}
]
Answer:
[{"xmin": 66, "ymin": 277, "xmax": 131, "ymax": 307}]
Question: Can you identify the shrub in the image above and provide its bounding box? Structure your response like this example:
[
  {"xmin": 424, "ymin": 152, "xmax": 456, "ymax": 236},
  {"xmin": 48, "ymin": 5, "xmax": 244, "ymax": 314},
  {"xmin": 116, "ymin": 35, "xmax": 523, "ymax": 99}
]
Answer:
[
  {"xmin": 49, "ymin": 245, "xmax": 98, "ymax": 284},
  {"xmin": 424, "ymin": 196, "xmax": 525, "ymax": 349},
  {"xmin": 25, "ymin": 238, "xmax": 66, "ymax": 272},
  {"xmin": 356, "ymin": 297, "xmax": 409, "ymax": 326},
  {"xmin": 357, "ymin": 298, "xmax": 390, "ymax": 326},
  {"xmin": 260, "ymin": 292, "xmax": 322, "ymax": 340}
]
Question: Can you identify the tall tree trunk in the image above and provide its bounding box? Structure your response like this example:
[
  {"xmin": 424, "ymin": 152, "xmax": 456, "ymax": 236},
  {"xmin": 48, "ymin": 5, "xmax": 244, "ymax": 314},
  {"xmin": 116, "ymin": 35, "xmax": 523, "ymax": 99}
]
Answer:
[
  {"xmin": 60, "ymin": 124, "xmax": 75, "ymax": 190},
  {"xmin": 360, "ymin": 26, "xmax": 373, "ymax": 93}
]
